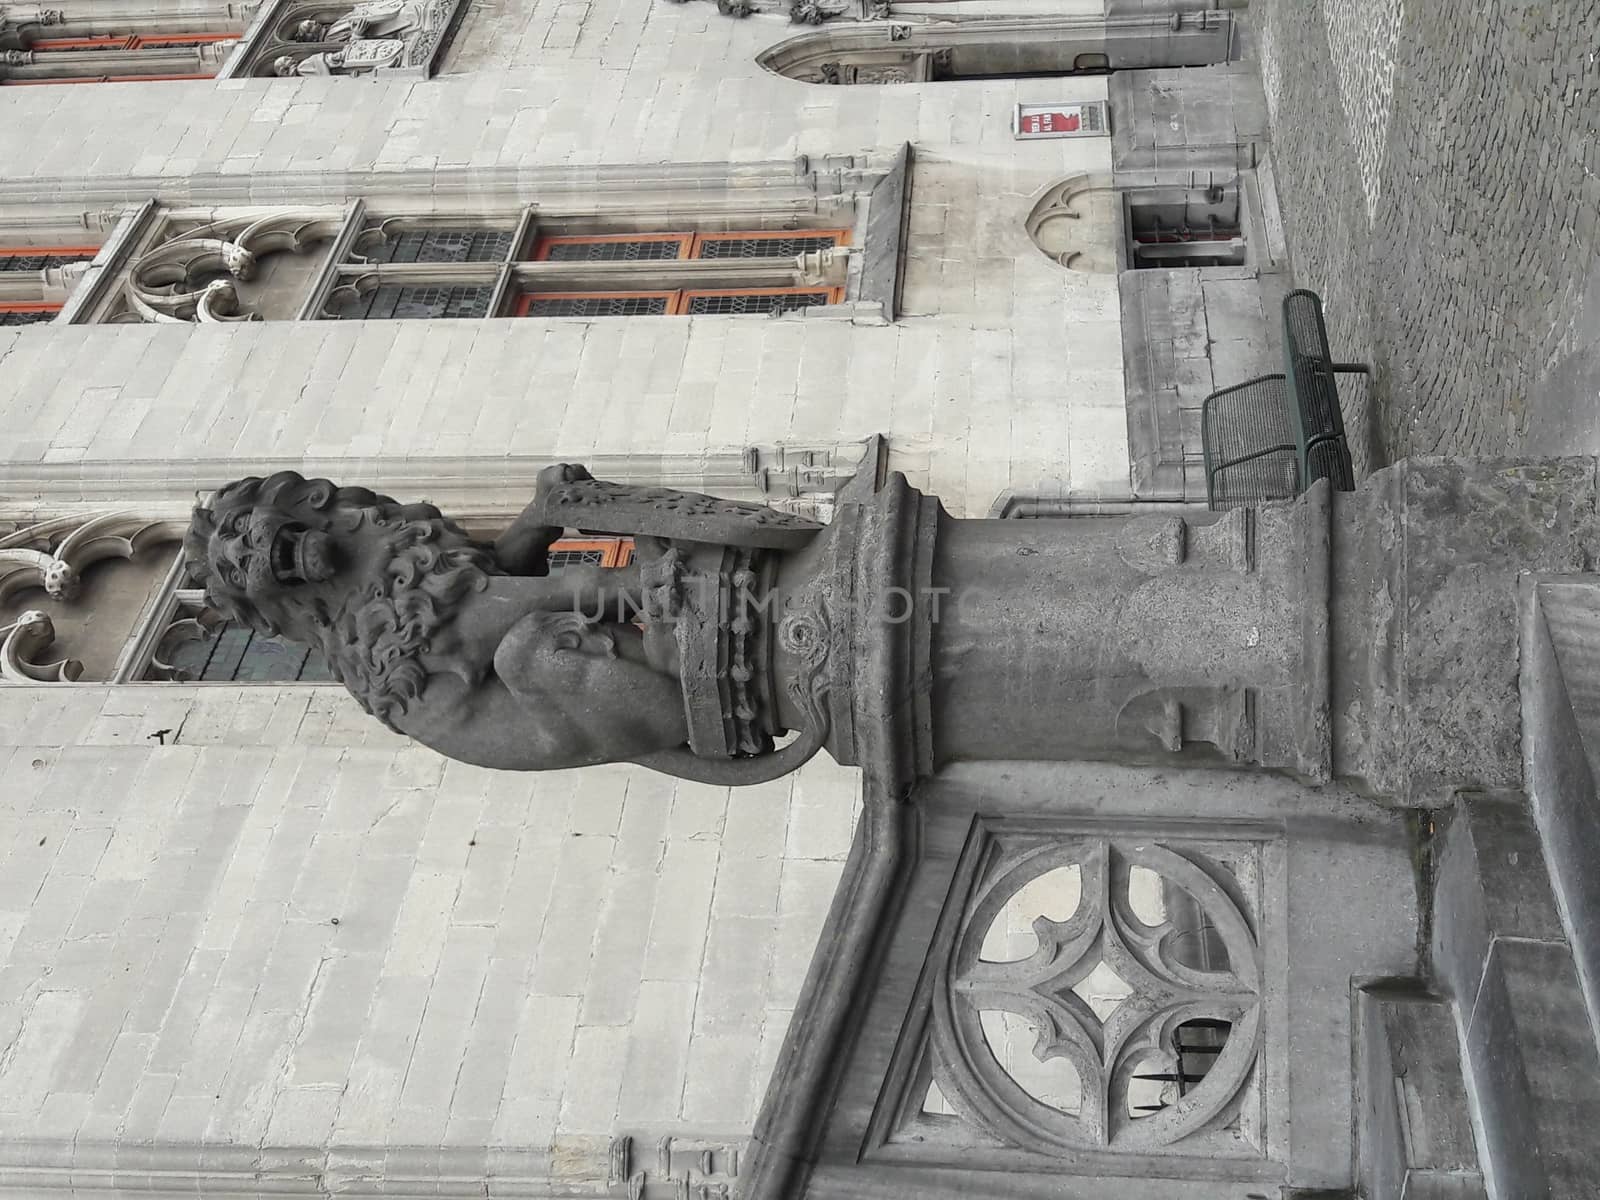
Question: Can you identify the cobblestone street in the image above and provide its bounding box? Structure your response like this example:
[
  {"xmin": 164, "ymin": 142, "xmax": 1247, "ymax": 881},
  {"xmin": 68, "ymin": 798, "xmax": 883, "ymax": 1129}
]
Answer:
[{"xmin": 1259, "ymin": 0, "xmax": 1600, "ymax": 465}]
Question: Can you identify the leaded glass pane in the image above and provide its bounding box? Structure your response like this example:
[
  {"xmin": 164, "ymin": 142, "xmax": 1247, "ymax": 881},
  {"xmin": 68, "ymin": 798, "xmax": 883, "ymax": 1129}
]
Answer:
[{"xmin": 682, "ymin": 290, "xmax": 830, "ymax": 315}]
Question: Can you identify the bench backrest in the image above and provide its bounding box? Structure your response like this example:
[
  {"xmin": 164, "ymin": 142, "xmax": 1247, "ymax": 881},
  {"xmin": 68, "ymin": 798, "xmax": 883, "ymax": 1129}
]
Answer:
[{"xmin": 1282, "ymin": 289, "xmax": 1348, "ymax": 445}]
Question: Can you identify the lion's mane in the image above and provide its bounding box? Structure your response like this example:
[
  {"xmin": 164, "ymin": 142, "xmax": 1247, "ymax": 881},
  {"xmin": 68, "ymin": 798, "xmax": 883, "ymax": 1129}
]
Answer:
[{"xmin": 186, "ymin": 471, "xmax": 501, "ymax": 728}]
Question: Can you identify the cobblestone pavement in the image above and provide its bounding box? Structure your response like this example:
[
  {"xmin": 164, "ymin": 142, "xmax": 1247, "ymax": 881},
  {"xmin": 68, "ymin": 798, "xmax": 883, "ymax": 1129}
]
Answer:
[{"xmin": 1258, "ymin": 0, "xmax": 1600, "ymax": 465}]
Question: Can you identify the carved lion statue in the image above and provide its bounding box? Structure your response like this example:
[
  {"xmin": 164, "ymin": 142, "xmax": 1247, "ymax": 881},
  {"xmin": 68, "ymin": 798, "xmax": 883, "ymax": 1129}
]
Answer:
[{"xmin": 185, "ymin": 469, "xmax": 691, "ymax": 771}]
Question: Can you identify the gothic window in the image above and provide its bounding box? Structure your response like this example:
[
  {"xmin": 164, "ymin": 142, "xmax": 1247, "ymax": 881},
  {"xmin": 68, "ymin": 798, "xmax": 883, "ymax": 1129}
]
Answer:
[
  {"xmin": 512, "ymin": 228, "xmax": 849, "ymax": 318},
  {"xmin": 1124, "ymin": 182, "xmax": 1247, "ymax": 270},
  {"xmin": 756, "ymin": 13, "xmax": 1235, "ymax": 86},
  {"xmin": 0, "ymin": 240, "xmax": 101, "ymax": 326},
  {"xmin": 72, "ymin": 204, "xmax": 858, "ymax": 324},
  {"xmin": 0, "ymin": 19, "xmax": 241, "ymax": 84}
]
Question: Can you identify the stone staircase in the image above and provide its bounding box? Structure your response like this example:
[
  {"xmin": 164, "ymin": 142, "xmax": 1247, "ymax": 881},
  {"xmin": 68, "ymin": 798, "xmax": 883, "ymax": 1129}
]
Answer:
[{"xmin": 1355, "ymin": 577, "xmax": 1600, "ymax": 1200}]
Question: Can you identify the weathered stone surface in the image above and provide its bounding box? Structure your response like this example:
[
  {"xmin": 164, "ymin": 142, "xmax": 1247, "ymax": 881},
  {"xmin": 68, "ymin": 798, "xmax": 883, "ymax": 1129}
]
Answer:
[
  {"xmin": 1460, "ymin": 940, "xmax": 1600, "ymax": 1200},
  {"xmin": 1331, "ymin": 458, "xmax": 1600, "ymax": 804}
]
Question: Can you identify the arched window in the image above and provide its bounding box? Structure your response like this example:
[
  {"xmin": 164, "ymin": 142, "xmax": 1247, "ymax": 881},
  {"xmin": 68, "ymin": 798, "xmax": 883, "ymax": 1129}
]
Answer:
[{"xmin": 757, "ymin": 13, "xmax": 1234, "ymax": 85}]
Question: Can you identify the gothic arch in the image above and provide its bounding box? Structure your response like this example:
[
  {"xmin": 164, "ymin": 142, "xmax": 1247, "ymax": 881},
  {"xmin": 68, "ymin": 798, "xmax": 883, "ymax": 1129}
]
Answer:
[
  {"xmin": 756, "ymin": 12, "xmax": 1234, "ymax": 85},
  {"xmin": 1025, "ymin": 175, "xmax": 1119, "ymax": 275}
]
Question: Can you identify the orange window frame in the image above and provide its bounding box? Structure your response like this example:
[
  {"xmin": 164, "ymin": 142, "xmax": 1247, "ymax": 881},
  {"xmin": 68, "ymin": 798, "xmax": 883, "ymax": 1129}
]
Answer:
[
  {"xmin": 0, "ymin": 302, "xmax": 64, "ymax": 315},
  {"xmin": 29, "ymin": 32, "xmax": 237, "ymax": 49},
  {"xmin": 0, "ymin": 245, "xmax": 99, "ymax": 260},
  {"xmin": 516, "ymin": 287, "xmax": 842, "ymax": 316},
  {"xmin": 677, "ymin": 286, "xmax": 845, "ymax": 312},
  {"xmin": 548, "ymin": 537, "xmax": 635, "ymax": 567},
  {"xmin": 688, "ymin": 228, "xmax": 851, "ymax": 257},
  {"xmin": 530, "ymin": 233, "xmax": 693, "ymax": 262},
  {"xmin": 2, "ymin": 72, "xmax": 214, "ymax": 83}
]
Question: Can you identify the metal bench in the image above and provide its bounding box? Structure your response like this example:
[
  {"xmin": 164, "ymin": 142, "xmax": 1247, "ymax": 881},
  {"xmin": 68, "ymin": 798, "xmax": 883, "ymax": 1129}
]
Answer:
[
  {"xmin": 1200, "ymin": 289, "xmax": 1369, "ymax": 508},
  {"xmin": 1282, "ymin": 288, "xmax": 1367, "ymax": 493}
]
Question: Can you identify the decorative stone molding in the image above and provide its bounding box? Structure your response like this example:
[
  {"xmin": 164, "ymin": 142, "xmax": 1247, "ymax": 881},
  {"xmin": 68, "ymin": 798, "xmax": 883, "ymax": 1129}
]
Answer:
[
  {"xmin": 124, "ymin": 210, "xmax": 343, "ymax": 323},
  {"xmin": 609, "ymin": 1135, "xmax": 743, "ymax": 1199}
]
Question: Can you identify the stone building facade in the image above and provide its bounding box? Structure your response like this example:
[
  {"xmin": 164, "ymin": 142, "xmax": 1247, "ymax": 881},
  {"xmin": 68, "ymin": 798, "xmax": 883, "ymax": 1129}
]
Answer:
[{"xmin": 1, "ymin": 1, "xmax": 1528, "ymax": 1198}]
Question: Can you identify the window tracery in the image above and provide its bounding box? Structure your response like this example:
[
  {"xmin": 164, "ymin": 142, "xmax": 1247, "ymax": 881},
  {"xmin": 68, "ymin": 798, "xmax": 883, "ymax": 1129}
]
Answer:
[
  {"xmin": 881, "ymin": 825, "xmax": 1265, "ymax": 1164},
  {"xmin": 80, "ymin": 203, "xmax": 859, "ymax": 323},
  {"xmin": 0, "ymin": 5, "xmax": 246, "ymax": 83}
]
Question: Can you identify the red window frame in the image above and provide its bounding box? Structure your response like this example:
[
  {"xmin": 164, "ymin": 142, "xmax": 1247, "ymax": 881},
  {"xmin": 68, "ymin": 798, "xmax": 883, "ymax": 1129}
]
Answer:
[{"xmin": 0, "ymin": 301, "xmax": 64, "ymax": 316}]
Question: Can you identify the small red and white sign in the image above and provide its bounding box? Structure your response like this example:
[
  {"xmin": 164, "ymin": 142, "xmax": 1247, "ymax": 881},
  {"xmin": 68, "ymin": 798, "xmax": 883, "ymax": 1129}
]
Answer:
[{"xmin": 1014, "ymin": 101, "xmax": 1109, "ymax": 140}]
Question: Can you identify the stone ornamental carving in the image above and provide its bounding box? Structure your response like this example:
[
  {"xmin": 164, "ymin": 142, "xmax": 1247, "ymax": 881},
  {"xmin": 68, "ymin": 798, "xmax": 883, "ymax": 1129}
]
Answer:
[
  {"xmin": 123, "ymin": 210, "xmax": 343, "ymax": 323},
  {"xmin": 0, "ymin": 512, "xmax": 181, "ymax": 683},
  {"xmin": 661, "ymin": 0, "xmax": 853, "ymax": 22},
  {"xmin": 231, "ymin": 0, "xmax": 464, "ymax": 78},
  {"xmin": 610, "ymin": 1135, "xmax": 742, "ymax": 1199},
  {"xmin": 184, "ymin": 465, "xmax": 832, "ymax": 782},
  {"xmin": 0, "ymin": 513, "xmax": 175, "ymax": 602},
  {"xmin": 186, "ymin": 447, "xmax": 1342, "ymax": 786},
  {"xmin": 922, "ymin": 834, "xmax": 1263, "ymax": 1155}
]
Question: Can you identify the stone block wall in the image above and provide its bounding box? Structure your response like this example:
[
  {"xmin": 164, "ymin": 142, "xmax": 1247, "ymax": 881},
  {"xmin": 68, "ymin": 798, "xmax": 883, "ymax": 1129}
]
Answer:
[{"xmin": 0, "ymin": 685, "xmax": 858, "ymax": 1191}]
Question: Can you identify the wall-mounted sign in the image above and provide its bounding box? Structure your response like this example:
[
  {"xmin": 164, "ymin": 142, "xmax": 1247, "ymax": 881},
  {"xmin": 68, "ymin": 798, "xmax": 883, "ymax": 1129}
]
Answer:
[{"xmin": 1013, "ymin": 101, "xmax": 1109, "ymax": 140}]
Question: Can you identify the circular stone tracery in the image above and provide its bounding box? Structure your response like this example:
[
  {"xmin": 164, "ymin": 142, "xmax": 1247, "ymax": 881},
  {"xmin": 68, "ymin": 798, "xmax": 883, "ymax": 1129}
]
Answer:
[{"xmin": 930, "ymin": 838, "xmax": 1263, "ymax": 1154}]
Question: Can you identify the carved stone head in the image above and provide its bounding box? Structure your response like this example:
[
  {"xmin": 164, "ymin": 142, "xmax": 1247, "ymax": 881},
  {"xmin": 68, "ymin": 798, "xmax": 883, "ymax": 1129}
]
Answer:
[
  {"xmin": 293, "ymin": 18, "xmax": 327, "ymax": 40},
  {"xmin": 185, "ymin": 472, "xmax": 498, "ymax": 724}
]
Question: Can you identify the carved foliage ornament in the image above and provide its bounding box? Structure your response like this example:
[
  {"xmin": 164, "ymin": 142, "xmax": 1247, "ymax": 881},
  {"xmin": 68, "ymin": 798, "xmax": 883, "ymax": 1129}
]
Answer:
[
  {"xmin": 126, "ymin": 211, "xmax": 343, "ymax": 323},
  {"xmin": 0, "ymin": 513, "xmax": 180, "ymax": 683},
  {"xmin": 915, "ymin": 833, "xmax": 1264, "ymax": 1157},
  {"xmin": 661, "ymin": 0, "xmax": 851, "ymax": 22}
]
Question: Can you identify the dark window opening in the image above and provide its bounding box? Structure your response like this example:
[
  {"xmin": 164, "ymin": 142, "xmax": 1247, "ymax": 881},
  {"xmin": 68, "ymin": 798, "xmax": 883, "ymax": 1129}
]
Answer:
[{"xmin": 1127, "ymin": 185, "xmax": 1246, "ymax": 270}]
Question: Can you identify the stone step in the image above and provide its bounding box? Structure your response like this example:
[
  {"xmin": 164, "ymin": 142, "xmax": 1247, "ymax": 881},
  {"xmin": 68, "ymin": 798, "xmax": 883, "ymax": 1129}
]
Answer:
[
  {"xmin": 1356, "ymin": 982, "xmax": 1485, "ymax": 1200},
  {"xmin": 1431, "ymin": 792, "xmax": 1600, "ymax": 1199},
  {"xmin": 1520, "ymin": 576, "xmax": 1600, "ymax": 1050}
]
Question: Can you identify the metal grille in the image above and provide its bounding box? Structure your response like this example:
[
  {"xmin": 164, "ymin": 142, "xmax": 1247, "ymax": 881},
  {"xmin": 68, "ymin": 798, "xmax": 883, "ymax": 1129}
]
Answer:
[
  {"xmin": 336, "ymin": 284, "xmax": 495, "ymax": 320},
  {"xmin": 158, "ymin": 618, "xmax": 334, "ymax": 683},
  {"xmin": 546, "ymin": 547, "xmax": 608, "ymax": 568},
  {"xmin": 540, "ymin": 238, "xmax": 688, "ymax": 263},
  {"xmin": 1200, "ymin": 373, "xmax": 1300, "ymax": 509},
  {"xmin": 0, "ymin": 252, "xmax": 94, "ymax": 272},
  {"xmin": 363, "ymin": 229, "xmax": 511, "ymax": 264},
  {"xmin": 695, "ymin": 234, "xmax": 841, "ymax": 259},
  {"xmin": 0, "ymin": 310, "xmax": 57, "ymax": 326},
  {"xmin": 520, "ymin": 294, "xmax": 672, "ymax": 317},
  {"xmin": 683, "ymin": 290, "xmax": 831, "ymax": 315}
]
